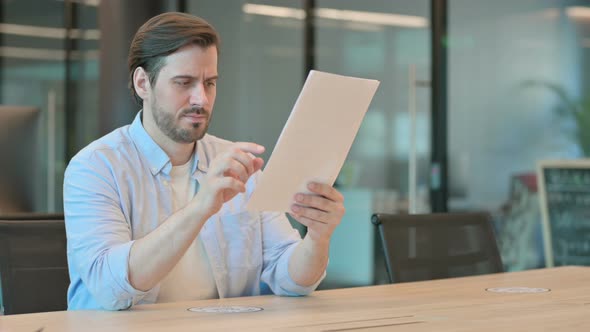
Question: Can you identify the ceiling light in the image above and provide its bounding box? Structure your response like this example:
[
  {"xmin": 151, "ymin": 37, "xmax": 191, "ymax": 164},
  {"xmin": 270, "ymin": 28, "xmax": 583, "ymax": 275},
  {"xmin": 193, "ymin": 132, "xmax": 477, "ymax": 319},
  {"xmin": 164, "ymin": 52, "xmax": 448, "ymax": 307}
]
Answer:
[
  {"xmin": 242, "ymin": 4, "xmax": 428, "ymax": 28},
  {"xmin": 0, "ymin": 23, "xmax": 100, "ymax": 40},
  {"xmin": 566, "ymin": 6, "xmax": 590, "ymax": 19}
]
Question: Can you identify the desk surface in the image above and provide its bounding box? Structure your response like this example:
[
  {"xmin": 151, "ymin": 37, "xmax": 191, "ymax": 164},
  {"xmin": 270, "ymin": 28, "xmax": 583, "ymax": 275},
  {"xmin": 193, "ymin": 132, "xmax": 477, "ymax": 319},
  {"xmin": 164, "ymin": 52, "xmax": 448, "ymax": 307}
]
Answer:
[{"xmin": 1, "ymin": 266, "xmax": 589, "ymax": 331}]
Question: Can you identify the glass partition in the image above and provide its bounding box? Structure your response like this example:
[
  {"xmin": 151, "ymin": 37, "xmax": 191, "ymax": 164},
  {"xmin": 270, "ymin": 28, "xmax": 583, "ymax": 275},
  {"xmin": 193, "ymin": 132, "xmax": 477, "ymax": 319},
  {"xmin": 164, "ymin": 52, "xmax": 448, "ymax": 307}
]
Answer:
[
  {"xmin": 315, "ymin": 0, "xmax": 431, "ymax": 287},
  {"xmin": 448, "ymin": 0, "xmax": 590, "ymax": 271},
  {"xmin": 188, "ymin": 0, "xmax": 431, "ymax": 288},
  {"xmin": 0, "ymin": 0, "xmax": 67, "ymax": 212}
]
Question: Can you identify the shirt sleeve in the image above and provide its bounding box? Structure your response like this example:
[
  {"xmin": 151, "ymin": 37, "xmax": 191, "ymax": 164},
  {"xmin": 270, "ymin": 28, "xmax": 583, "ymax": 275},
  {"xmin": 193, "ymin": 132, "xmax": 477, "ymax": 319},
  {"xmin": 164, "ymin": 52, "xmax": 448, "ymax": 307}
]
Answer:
[
  {"xmin": 244, "ymin": 169, "xmax": 326, "ymax": 296},
  {"xmin": 64, "ymin": 153, "xmax": 149, "ymax": 310},
  {"xmin": 259, "ymin": 211, "xmax": 326, "ymax": 296}
]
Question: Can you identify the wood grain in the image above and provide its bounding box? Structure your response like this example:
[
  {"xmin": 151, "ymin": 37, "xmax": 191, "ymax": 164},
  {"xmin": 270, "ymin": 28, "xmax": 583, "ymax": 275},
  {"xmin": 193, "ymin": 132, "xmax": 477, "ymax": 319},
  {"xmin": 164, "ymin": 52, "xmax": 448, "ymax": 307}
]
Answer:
[{"xmin": 1, "ymin": 266, "xmax": 588, "ymax": 331}]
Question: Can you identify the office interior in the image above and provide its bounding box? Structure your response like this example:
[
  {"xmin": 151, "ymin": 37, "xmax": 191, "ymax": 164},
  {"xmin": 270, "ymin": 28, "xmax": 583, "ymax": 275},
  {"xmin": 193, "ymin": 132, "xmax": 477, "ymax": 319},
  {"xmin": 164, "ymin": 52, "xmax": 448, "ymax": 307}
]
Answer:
[{"xmin": 1, "ymin": 0, "xmax": 590, "ymax": 313}]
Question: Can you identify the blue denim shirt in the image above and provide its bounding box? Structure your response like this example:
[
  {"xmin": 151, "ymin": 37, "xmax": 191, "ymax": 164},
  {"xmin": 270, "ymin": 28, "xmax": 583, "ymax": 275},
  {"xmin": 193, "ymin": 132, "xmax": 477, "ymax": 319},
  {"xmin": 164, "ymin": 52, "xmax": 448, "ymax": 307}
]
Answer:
[{"xmin": 64, "ymin": 112, "xmax": 323, "ymax": 310}]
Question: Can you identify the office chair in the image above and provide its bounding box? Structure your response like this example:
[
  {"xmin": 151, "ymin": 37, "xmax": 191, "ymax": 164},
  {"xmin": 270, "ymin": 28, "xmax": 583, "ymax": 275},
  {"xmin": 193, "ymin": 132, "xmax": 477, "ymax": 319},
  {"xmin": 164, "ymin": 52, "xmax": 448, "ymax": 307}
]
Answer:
[
  {"xmin": 371, "ymin": 212, "xmax": 503, "ymax": 283},
  {"xmin": 0, "ymin": 213, "xmax": 69, "ymax": 315}
]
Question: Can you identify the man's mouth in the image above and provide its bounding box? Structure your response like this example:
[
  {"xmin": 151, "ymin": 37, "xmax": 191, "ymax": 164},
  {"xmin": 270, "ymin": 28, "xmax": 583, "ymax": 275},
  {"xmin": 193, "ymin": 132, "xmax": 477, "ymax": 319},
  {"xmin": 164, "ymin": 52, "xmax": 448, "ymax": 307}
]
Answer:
[{"xmin": 182, "ymin": 113, "xmax": 207, "ymax": 123}]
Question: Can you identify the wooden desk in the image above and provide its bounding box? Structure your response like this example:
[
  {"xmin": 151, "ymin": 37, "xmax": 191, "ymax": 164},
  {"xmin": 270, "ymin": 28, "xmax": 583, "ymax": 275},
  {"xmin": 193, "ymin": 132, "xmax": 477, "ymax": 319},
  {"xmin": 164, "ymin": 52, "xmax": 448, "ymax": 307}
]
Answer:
[{"xmin": 1, "ymin": 266, "xmax": 589, "ymax": 331}]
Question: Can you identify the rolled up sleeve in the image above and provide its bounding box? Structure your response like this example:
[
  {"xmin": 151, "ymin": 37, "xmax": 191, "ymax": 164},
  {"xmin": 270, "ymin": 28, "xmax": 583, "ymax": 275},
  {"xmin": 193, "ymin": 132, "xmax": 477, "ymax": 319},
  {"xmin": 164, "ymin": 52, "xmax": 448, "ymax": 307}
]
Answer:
[
  {"xmin": 64, "ymin": 153, "xmax": 148, "ymax": 310},
  {"xmin": 259, "ymin": 211, "xmax": 325, "ymax": 296}
]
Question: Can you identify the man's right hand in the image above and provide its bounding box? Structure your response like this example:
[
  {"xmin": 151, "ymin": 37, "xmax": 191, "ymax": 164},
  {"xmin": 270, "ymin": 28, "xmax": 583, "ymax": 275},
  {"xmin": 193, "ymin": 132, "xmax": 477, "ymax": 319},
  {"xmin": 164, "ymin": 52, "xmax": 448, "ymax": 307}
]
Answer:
[{"xmin": 192, "ymin": 142, "xmax": 265, "ymax": 217}]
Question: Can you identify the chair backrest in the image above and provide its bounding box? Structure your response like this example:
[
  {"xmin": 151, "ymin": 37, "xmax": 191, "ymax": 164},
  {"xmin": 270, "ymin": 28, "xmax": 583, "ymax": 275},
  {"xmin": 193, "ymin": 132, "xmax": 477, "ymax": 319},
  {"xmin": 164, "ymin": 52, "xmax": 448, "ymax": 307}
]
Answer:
[
  {"xmin": 371, "ymin": 212, "xmax": 503, "ymax": 283},
  {"xmin": 0, "ymin": 214, "xmax": 69, "ymax": 315}
]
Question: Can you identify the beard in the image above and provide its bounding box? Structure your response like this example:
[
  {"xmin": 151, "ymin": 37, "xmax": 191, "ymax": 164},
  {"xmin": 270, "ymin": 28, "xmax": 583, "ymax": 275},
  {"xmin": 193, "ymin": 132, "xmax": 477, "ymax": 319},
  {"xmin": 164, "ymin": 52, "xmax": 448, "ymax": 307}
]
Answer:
[{"xmin": 151, "ymin": 97, "xmax": 210, "ymax": 144}]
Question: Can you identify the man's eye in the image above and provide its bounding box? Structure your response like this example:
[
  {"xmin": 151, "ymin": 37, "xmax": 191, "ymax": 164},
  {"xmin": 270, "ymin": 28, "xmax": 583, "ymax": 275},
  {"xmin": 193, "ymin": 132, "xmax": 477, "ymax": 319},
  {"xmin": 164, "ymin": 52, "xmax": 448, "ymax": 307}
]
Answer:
[
  {"xmin": 206, "ymin": 81, "xmax": 216, "ymax": 87},
  {"xmin": 175, "ymin": 81, "xmax": 190, "ymax": 86}
]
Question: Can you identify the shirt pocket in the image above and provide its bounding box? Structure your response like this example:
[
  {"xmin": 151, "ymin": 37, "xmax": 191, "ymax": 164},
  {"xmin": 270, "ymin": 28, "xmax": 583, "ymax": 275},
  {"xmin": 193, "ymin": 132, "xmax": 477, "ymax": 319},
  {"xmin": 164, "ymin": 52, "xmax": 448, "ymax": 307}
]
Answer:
[{"xmin": 218, "ymin": 211, "xmax": 262, "ymax": 268}]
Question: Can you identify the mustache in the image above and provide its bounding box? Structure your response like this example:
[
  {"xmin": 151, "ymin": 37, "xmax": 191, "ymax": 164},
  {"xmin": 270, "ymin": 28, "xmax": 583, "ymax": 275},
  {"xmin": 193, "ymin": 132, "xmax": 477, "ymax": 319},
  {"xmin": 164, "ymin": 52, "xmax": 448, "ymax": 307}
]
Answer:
[{"xmin": 181, "ymin": 107, "xmax": 209, "ymax": 117}]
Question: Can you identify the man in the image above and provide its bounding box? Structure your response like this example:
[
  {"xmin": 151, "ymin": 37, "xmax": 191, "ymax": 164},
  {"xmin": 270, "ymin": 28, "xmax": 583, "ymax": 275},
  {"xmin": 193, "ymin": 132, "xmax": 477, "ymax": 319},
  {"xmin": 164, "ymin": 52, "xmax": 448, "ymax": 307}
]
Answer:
[{"xmin": 64, "ymin": 12, "xmax": 345, "ymax": 310}]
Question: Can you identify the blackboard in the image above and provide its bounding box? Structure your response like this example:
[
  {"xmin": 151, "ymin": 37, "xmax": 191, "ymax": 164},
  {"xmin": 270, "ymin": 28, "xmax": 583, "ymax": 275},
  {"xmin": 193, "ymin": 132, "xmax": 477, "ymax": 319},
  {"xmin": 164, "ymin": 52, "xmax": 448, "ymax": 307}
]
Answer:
[{"xmin": 537, "ymin": 160, "xmax": 590, "ymax": 267}]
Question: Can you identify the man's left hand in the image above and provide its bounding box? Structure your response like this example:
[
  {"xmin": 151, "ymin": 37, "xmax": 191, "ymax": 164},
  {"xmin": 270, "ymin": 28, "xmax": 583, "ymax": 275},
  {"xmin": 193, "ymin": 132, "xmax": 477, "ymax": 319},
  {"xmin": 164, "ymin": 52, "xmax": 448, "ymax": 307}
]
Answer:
[{"xmin": 290, "ymin": 182, "xmax": 345, "ymax": 244}]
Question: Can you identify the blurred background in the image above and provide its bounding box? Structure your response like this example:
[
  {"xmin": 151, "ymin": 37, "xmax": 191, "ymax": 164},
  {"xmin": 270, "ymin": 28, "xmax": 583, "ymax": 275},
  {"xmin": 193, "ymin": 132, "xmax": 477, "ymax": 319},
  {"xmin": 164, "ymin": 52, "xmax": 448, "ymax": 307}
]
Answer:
[{"xmin": 1, "ymin": 0, "xmax": 589, "ymax": 289}]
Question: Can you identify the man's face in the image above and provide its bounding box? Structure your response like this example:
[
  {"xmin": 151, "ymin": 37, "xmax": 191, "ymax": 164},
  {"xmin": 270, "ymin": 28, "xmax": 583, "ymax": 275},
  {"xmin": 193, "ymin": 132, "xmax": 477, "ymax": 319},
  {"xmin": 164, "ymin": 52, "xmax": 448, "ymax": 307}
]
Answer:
[{"xmin": 149, "ymin": 45, "xmax": 218, "ymax": 143}]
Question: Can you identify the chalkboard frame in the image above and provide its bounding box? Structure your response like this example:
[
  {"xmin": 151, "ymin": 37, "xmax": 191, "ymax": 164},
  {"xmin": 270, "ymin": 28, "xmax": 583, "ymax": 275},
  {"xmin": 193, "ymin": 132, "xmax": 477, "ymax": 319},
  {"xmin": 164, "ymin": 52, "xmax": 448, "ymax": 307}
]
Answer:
[{"xmin": 537, "ymin": 159, "xmax": 590, "ymax": 267}]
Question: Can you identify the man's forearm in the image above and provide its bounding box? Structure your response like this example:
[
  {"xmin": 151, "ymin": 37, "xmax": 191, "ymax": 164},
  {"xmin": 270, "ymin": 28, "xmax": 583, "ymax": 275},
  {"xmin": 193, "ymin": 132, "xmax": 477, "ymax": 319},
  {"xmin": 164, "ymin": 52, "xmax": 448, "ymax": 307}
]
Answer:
[
  {"xmin": 288, "ymin": 235, "xmax": 329, "ymax": 287},
  {"xmin": 128, "ymin": 202, "xmax": 210, "ymax": 292}
]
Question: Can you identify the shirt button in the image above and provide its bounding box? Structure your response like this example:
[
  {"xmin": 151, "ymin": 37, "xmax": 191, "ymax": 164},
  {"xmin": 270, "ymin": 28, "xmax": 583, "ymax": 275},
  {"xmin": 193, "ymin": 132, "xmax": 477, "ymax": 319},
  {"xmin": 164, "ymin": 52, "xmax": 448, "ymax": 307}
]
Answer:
[{"xmin": 163, "ymin": 180, "xmax": 169, "ymax": 186}]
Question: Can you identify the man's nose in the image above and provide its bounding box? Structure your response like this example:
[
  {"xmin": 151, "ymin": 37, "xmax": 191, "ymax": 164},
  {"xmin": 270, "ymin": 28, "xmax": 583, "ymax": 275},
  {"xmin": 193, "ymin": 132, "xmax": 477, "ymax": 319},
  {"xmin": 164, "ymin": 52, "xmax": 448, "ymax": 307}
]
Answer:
[{"xmin": 189, "ymin": 83, "xmax": 208, "ymax": 107}]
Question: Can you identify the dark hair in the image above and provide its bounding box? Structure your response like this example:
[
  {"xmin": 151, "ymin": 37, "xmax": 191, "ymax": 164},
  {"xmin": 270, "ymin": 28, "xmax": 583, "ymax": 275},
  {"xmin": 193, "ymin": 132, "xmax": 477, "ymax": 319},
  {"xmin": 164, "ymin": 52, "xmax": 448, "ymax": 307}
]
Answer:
[{"xmin": 128, "ymin": 12, "xmax": 220, "ymax": 105}]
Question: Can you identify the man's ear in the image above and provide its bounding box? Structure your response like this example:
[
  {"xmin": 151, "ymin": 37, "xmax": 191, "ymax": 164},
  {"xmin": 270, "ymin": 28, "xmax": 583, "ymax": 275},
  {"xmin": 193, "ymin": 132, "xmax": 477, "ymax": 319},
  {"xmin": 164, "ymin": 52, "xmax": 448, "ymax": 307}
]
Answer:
[{"xmin": 133, "ymin": 67, "xmax": 151, "ymax": 101}]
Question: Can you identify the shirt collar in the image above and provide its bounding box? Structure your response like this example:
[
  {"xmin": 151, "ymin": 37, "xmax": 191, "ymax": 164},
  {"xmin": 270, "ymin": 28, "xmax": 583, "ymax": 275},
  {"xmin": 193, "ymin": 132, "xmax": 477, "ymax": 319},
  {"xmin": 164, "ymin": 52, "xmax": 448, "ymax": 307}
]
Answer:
[
  {"xmin": 129, "ymin": 111, "xmax": 169, "ymax": 175},
  {"xmin": 129, "ymin": 111, "xmax": 205, "ymax": 177}
]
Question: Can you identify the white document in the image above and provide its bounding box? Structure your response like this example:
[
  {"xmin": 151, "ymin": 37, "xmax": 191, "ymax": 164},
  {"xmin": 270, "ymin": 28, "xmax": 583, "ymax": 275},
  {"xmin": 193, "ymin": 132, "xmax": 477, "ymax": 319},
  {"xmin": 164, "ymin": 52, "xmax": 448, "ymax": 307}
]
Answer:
[{"xmin": 246, "ymin": 70, "xmax": 380, "ymax": 212}]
